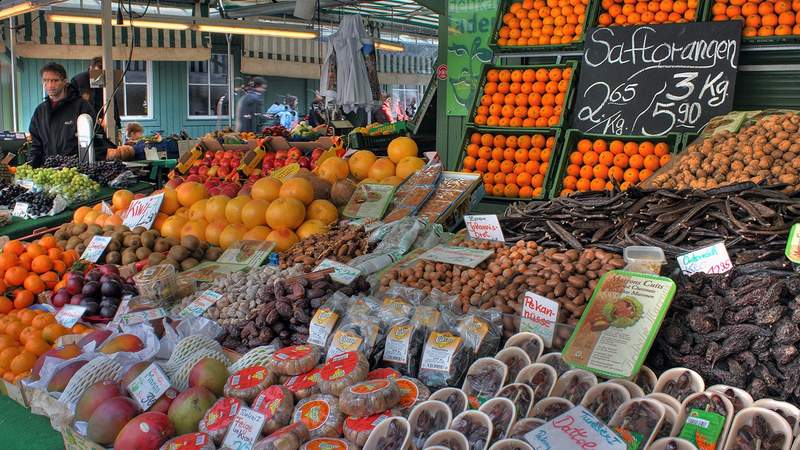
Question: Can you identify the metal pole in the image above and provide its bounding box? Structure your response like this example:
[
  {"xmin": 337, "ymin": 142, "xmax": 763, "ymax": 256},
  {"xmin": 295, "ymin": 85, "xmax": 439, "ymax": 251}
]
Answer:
[
  {"xmin": 9, "ymin": 16, "xmax": 17, "ymax": 132},
  {"xmin": 227, "ymin": 34, "xmax": 232, "ymax": 129},
  {"xmin": 101, "ymin": 0, "xmax": 116, "ymax": 144}
]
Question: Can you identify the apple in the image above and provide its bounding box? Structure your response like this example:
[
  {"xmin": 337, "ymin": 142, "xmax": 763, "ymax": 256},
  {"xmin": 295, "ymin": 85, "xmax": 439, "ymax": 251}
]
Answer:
[
  {"xmin": 274, "ymin": 159, "xmax": 286, "ymax": 168},
  {"xmin": 189, "ymin": 166, "xmax": 198, "ymax": 175},
  {"xmin": 311, "ymin": 148, "xmax": 324, "ymax": 160},
  {"xmin": 218, "ymin": 166, "xmax": 231, "ymax": 177},
  {"xmin": 298, "ymin": 156, "xmax": 311, "ymax": 169},
  {"xmin": 185, "ymin": 174, "xmax": 202, "ymax": 183},
  {"xmin": 264, "ymin": 152, "xmax": 275, "ymax": 161},
  {"xmin": 288, "ymin": 148, "xmax": 302, "ymax": 160}
]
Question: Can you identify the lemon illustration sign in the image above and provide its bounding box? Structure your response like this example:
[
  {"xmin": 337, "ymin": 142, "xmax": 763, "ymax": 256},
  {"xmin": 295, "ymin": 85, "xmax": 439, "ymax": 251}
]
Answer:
[{"xmin": 447, "ymin": 0, "xmax": 498, "ymax": 115}]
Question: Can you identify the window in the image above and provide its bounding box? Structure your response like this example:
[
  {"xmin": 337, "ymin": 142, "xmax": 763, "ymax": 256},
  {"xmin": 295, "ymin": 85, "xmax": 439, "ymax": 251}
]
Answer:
[
  {"xmin": 113, "ymin": 61, "xmax": 151, "ymax": 119},
  {"xmin": 187, "ymin": 54, "xmax": 230, "ymax": 118}
]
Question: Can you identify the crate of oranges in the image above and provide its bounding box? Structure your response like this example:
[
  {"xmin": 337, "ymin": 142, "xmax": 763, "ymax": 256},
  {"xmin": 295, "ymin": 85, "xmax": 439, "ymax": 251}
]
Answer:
[
  {"xmin": 491, "ymin": 0, "xmax": 599, "ymax": 50},
  {"xmin": 706, "ymin": 0, "xmax": 800, "ymax": 41},
  {"xmin": 552, "ymin": 130, "xmax": 681, "ymax": 196},
  {"xmin": 460, "ymin": 127, "xmax": 562, "ymax": 200},
  {"xmin": 595, "ymin": 0, "xmax": 701, "ymax": 27},
  {"xmin": 469, "ymin": 63, "xmax": 578, "ymax": 129}
]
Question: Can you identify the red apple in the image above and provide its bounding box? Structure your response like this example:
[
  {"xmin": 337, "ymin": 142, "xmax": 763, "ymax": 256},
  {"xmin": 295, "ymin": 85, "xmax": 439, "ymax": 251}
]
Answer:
[
  {"xmin": 276, "ymin": 149, "xmax": 288, "ymax": 160},
  {"xmin": 311, "ymin": 148, "xmax": 324, "ymax": 160},
  {"xmin": 288, "ymin": 148, "xmax": 302, "ymax": 160}
]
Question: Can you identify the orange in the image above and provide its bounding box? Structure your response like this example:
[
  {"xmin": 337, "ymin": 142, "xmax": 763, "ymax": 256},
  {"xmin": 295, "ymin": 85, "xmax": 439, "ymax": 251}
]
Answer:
[
  {"xmin": 23, "ymin": 275, "xmax": 45, "ymax": 295},
  {"xmin": 30, "ymin": 255, "xmax": 53, "ymax": 275},
  {"xmin": 532, "ymin": 173, "xmax": 545, "ymax": 187},
  {"xmin": 644, "ymin": 154, "xmax": 661, "ymax": 170},
  {"xmin": 4, "ymin": 267, "xmax": 27, "ymax": 287},
  {"xmin": 758, "ymin": 2, "xmax": 774, "ymax": 16},
  {"xmin": 563, "ymin": 175, "xmax": 578, "ymax": 190},
  {"xmin": 629, "ymin": 154, "xmax": 644, "ymax": 169},
  {"xmin": 0, "ymin": 348, "xmax": 21, "ymax": 370},
  {"xmin": 504, "ymin": 184, "xmax": 521, "ymax": 198},
  {"xmin": 24, "ymin": 337, "xmax": 49, "ymax": 356},
  {"xmin": 660, "ymin": 154, "xmax": 672, "ymax": 166},
  {"xmin": 592, "ymin": 140, "xmax": 608, "ymax": 153},
  {"xmin": 47, "ymin": 248, "xmax": 62, "ymax": 261},
  {"xmin": 614, "ymin": 153, "xmax": 630, "ymax": 168},
  {"xmin": 19, "ymin": 326, "xmax": 37, "ymax": 345},
  {"xmin": 13, "ymin": 291, "xmax": 34, "ymax": 309},
  {"xmin": 593, "ymin": 165, "xmax": 609, "ymax": 180},
  {"xmin": 598, "ymin": 151, "xmax": 614, "ymax": 166},
  {"xmin": 583, "ymin": 151, "xmax": 599, "ymax": 166},
  {"xmin": 638, "ymin": 141, "xmax": 654, "ymax": 156},
  {"xmin": 519, "ymin": 186, "xmax": 534, "ymax": 198},
  {"xmin": 580, "ymin": 165, "xmax": 594, "ymax": 180},
  {"xmin": 470, "ymin": 133, "xmax": 482, "ymax": 145},
  {"xmin": 517, "ymin": 135, "xmax": 531, "ymax": 149},
  {"xmin": 501, "ymin": 160, "xmax": 515, "ymax": 174},
  {"xmin": 463, "ymin": 156, "xmax": 477, "ymax": 171},
  {"xmin": 492, "ymin": 184, "xmax": 506, "ymax": 196},
  {"xmin": 570, "ymin": 151, "xmax": 584, "ymax": 165},
  {"xmin": 590, "ymin": 178, "xmax": 606, "ymax": 191},
  {"xmin": 654, "ymin": 142, "xmax": 669, "ymax": 156},
  {"xmin": 480, "ymin": 133, "xmax": 494, "ymax": 147},
  {"xmin": 10, "ymin": 351, "xmax": 35, "ymax": 374},
  {"xmin": 576, "ymin": 178, "xmax": 591, "ymax": 192},
  {"xmin": 639, "ymin": 169, "xmax": 654, "ymax": 181},
  {"xmin": 18, "ymin": 309, "xmax": 35, "ymax": 325},
  {"xmin": 608, "ymin": 166, "xmax": 624, "ymax": 182},
  {"xmin": 493, "ymin": 148, "xmax": 505, "ymax": 161},
  {"xmin": 0, "ymin": 297, "xmax": 11, "ymax": 314},
  {"xmin": 38, "ymin": 236, "xmax": 57, "ymax": 250},
  {"xmin": 31, "ymin": 314, "xmax": 55, "ymax": 330},
  {"xmin": 517, "ymin": 172, "xmax": 533, "ymax": 187},
  {"xmin": 4, "ymin": 321, "xmax": 24, "ymax": 340},
  {"xmin": 623, "ymin": 168, "xmax": 640, "ymax": 183},
  {"xmin": 515, "ymin": 149, "xmax": 530, "ymax": 163},
  {"xmin": 18, "ymin": 253, "xmax": 31, "ymax": 271},
  {"xmin": 42, "ymin": 323, "xmax": 67, "ymax": 344},
  {"xmin": 25, "ymin": 244, "xmax": 45, "ymax": 258},
  {"xmin": 623, "ymin": 142, "xmax": 639, "ymax": 156},
  {"xmin": 487, "ymin": 70, "xmax": 500, "ymax": 82},
  {"xmin": 494, "ymin": 173, "xmax": 506, "ymax": 184},
  {"xmin": 487, "ymin": 160, "xmax": 501, "ymax": 174}
]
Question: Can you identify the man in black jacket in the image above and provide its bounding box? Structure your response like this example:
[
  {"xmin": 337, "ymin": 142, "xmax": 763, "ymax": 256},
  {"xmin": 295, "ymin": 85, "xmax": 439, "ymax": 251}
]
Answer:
[
  {"xmin": 28, "ymin": 62, "xmax": 96, "ymax": 167},
  {"xmin": 71, "ymin": 56, "xmax": 120, "ymax": 131},
  {"xmin": 236, "ymin": 77, "xmax": 266, "ymax": 133}
]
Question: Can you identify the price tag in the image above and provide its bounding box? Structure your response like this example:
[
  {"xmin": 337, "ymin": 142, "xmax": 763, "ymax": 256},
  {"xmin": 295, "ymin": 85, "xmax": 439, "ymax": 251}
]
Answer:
[
  {"xmin": 180, "ymin": 290, "xmax": 223, "ymax": 317},
  {"xmin": 100, "ymin": 201, "xmax": 114, "ymax": 215},
  {"xmin": 524, "ymin": 405, "xmax": 626, "ymax": 450},
  {"xmin": 55, "ymin": 305, "xmax": 87, "ymax": 328},
  {"xmin": 117, "ymin": 308, "xmax": 167, "ymax": 326},
  {"xmin": 12, "ymin": 202, "xmax": 28, "ymax": 218},
  {"xmin": 419, "ymin": 244, "xmax": 494, "ymax": 268},
  {"xmin": 221, "ymin": 407, "xmax": 266, "ymax": 450},
  {"xmin": 520, "ymin": 292, "xmax": 559, "ymax": 348},
  {"xmin": 123, "ymin": 193, "xmax": 164, "ymax": 230},
  {"xmin": 424, "ymin": 151, "xmax": 440, "ymax": 162},
  {"xmin": 464, "ymin": 215, "xmax": 505, "ymax": 242},
  {"xmin": 80, "ymin": 236, "xmax": 112, "ymax": 263},
  {"xmin": 144, "ymin": 147, "xmax": 159, "ymax": 161},
  {"xmin": 17, "ymin": 179, "xmax": 33, "ymax": 190},
  {"xmin": 677, "ymin": 242, "xmax": 732, "ymax": 275},
  {"xmin": 313, "ymin": 259, "xmax": 361, "ymax": 285},
  {"xmin": 127, "ymin": 363, "xmax": 171, "ymax": 411},
  {"xmin": 786, "ymin": 223, "xmax": 800, "ymax": 263}
]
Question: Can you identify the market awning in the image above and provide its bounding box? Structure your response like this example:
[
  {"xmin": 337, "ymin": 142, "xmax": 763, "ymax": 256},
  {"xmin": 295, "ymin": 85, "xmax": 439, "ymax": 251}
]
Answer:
[{"xmin": 12, "ymin": 12, "xmax": 210, "ymax": 61}]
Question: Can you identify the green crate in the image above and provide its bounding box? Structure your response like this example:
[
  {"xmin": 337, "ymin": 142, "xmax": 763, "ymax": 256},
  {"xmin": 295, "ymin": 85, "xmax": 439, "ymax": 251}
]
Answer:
[
  {"xmin": 590, "ymin": 0, "xmax": 707, "ymax": 28},
  {"xmin": 488, "ymin": 0, "xmax": 601, "ymax": 53},
  {"xmin": 466, "ymin": 61, "xmax": 580, "ymax": 131},
  {"xmin": 456, "ymin": 126, "xmax": 563, "ymax": 200},
  {"xmin": 347, "ymin": 132, "xmax": 403, "ymax": 150},
  {"xmin": 549, "ymin": 129, "xmax": 682, "ymax": 197},
  {"xmin": 701, "ymin": 1, "xmax": 800, "ymax": 45}
]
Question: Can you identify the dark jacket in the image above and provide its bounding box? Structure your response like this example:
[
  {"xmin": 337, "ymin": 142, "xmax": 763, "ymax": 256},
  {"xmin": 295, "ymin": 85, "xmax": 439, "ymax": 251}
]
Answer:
[
  {"xmin": 28, "ymin": 83, "xmax": 96, "ymax": 167},
  {"xmin": 71, "ymin": 71, "xmax": 121, "ymax": 129},
  {"xmin": 236, "ymin": 90, "xmax": 264, "ymax": 132}
]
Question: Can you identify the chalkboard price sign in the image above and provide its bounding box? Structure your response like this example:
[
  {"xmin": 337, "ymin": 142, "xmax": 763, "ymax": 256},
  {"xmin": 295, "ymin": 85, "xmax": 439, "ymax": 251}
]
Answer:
[{"xmin": 572, "ymin": 21, "xmax": 742, "ymax": 136}]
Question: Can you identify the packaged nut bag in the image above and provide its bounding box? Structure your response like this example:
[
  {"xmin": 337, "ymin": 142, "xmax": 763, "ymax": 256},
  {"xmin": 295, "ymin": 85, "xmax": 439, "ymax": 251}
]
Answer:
[
  {"xmin": 292, "ymin": 394, "xmax": 344, "ymax": 439},
  {"xmin": 283, "ymin": 366, "xmax": 322, "ymax": 401},
  {"xmin": 199, "ymin": 397, "xmax": 243, "ymax": 443},
  {"xmin": 339, "ymin": 379, "xmax": 401, "ymax": 418},
  {"xmin": 269, "ymin": 345, "xmax": 322, "ymax": 377},
  {"xmin": 252, "ymin": 385, "xmax": 294, "ymax": 435},
  {"xmin": 223, "ymin": 366, "xmax": 275, "ymax": 402},
  {"xmin": 317, "ymin": 351, "xmax": 369, "ymax": 397},
  {"xmin": 456, "ymin": 308, "xmax": 503, "ymax": 363},
  {"xmin": 418, "ymin": 311, "xmax": 473, "ymax": 389},
  {"xmin": 307, "ymin": 293, "xmax": 350, "ymax": 348},
  {"xmin": 325, "ymin": 297, "xmax": 383, "ymax": 363}
]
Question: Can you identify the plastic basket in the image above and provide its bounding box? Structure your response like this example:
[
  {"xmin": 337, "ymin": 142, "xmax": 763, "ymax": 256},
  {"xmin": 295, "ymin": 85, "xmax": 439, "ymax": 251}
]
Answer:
[
  {"xmin": 59, "ymin": 357, "xmax": 122, "ymax": 407},
  {"xmin": 549, "ymin": 129, "xmax": 682, "ymax": 198},
  {"xmin": 163, "ymin": 335, "xmax": 225, "ymax": 377},
  {"xmin": 347, "ymin": 132, "xmax": 402, "ymax": 150},
  {"xmin": 701, "ymin": 2, "xmax": 800, "ymax": 45},
  {"xmin": 457, "ymin": 126, "xmax": 563, "ymax": 201},
  {"xmin": 466, "ymin": 61, "xmax": 580, "ymax": 131},
  {"xmin": 228, "ymin": 346, "xmax": 277, "ymax": 373}
]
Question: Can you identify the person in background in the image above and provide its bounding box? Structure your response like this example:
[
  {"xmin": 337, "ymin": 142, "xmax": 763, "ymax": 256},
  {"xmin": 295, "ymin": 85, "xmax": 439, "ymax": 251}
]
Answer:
[
  {"xmin": 308, "ymin": 91, "xmax": 327, "ymax": 127},
  {"xmin": 71, "ymin": 56, "xmax": 120, "ymax": 131},
  {"xmin": 278, "ymin": 95, "xmax": 299, "ymax": 129},
  {"xmin": 373, "ymin": 93, "xmax": 393, "ymax": 124},
  {"xmin": 28, "ymin": 62, "xmax": 96, "ymax": 167},
  {"xmin": 125, "ymin": 122, "xmax": 144, "ymax": 144},
  {"xmin": 236, "ymin": 77, "xmax": 267, "ymax": 132},
  {"xmin": 405, "ymin": 98, "xmax": 417, "ymax": 119}
]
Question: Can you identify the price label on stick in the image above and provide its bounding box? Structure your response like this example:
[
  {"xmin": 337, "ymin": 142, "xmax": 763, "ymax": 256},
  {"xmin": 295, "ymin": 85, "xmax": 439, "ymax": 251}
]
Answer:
[
  {"xmin": 520, "ymin": 292, "xmax": 559, "ymax": 347},
  {"xmin": 55, "ymin": 305, "xmax": 87, "ymax": 328},
  {"xmin": 180, "ymin": 290, "xmax": 224, "ymax": 317},
  {"xmin": 127, "ymin": 363, "xmax": 171, "ymax": 411},
  {"xmin": 419, "ymin": 244, "xmax": 494, "ymax": 268},
  {"xmin": 100, "ymin": 201, "xmax": 113, "ymax": 216},
  {"xmin": 786, "ymin": 224, "xmax": 800, "ymax": 263},
  {"xmin": 677, "ymin": 242, "xmax": 732, "ymax": 275},
  {"xmin": 464, "ymin": 215, "xmax": 505, "ymax": 242},
  {"xmin": 118, "ymin": 308, "xmax": 167, "ymax": 326},
  {"xmin": 12, "ymin": 202, "xmax": 28, "ymax": 218},
  {"xmin": 221, "ymin": 407, "xmax": 266, "ymax": 450},
  {"xmin": 123, "ymin": 193, "xmax": 164, "ymax": 230},
  {"xmin": 80, "ymin": 236, "xmax": 112, "ymax": 263}
]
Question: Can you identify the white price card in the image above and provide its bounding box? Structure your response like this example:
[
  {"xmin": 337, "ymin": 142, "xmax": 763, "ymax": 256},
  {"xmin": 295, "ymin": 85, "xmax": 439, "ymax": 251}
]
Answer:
[
  {"xmin": 127, "ymin": 363, "xmax": 171, "ymax": 411},
  {"xmin": 677, "ymin": 242, "xmax": 732, "ymax": 275},
  {"xmin": 144, "ymin": 147, "xmax": 159, "ymax": 161},
  {"xmin": 464, "ymin": 214, "xmax": 505, "ymax": 242},
  {"xmin": 17, "ymin": 179, "xmax": 33, "ymax": 190},
  {"xmin": 520, "ymin": 292, "xmax": 559, "ymax": 348},
  {"xmin": 100, "ymin": 201, "xmax": 114, "ymax": 215},
  {"xmin": 12, "ymin": 202, "xmax": 28, "ymax": 218},
  {"xmin": 221, "ymin": 407, "xmax": 266, "ymax": 450},
  {"xmin": 786, "ymin": 223, "xmax": 800, "ymax": 263},
  {"xmin": 313, "ymin": 259, "xmax": 361, "ymax": 285},
  {"xmin": 117, "ymin": 307, "xmax": 167, "ymax": 326},
  {"xmin": 420, "ymin": 244, "xmax": 494, "ymax": 268},
  {"xmin": 55, "ymin": 305, "xmax": 87, "ymax": 328},
  {"xmin": 123, "ymin": 193, "xmax": 164, "ymax": 230},
  {"xmin": 80, "ymin": 236, "xmax": 112, "ymax": 263},
  {"xmin": 180, "ymin": 290, "xmax": 223, "ymax": 317},
  {"xmin": 524, "ymin": 405, "xmax": 626, "ymax": 450}
]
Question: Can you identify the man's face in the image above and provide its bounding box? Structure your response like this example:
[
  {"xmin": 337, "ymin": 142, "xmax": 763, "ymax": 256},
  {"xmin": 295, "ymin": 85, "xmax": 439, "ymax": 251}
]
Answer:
[{"xmin": 42, "ymin": 71, "xmax": 67, "ymax": 99}]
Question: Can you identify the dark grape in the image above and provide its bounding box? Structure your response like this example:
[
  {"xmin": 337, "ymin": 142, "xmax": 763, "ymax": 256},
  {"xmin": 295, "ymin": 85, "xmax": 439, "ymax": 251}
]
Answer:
[
  {"xmin": 0, "ymin": 184, "xmax": 27, "ymax": 206},
  {"xmin": 13, "ymin": 190, "xmax": 55, "ymax": 215},
  {"xmin": 43, "ymin": 155, "xmax": 127, "ymax": 186}
]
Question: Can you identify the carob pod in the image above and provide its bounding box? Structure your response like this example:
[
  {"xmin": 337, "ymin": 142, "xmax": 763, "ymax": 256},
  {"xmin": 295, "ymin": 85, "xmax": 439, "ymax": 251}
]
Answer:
[
  {"xmin": 581, "ymin": 383, "xmax": 631, "ymax": 424},
  {"xmin": 449, "ymin": 410, "xmax": 493, "ymax": 450},
  {"xmin": 479, "ymin": 397, "xmax": 517, "ymax": 446},
  {"xmin": 199, "ymin": 397, "xmax": 243, "ymax": 444},
  {"xmin": 409, "ymin": 400, "xmax": 452, "ymax": 449},
  {"xmin": 252, "ymin": 385, "xmax": 294, "ymax": 435},
  {"xmin": 292, "ymin": 394, "xmax": 344, "ymax": 439},
  {"xmin": 283, "ymin": 367, "xmax": 322, "ymax": 401},
  {"xmin": 159, "ymin": 432, "xmax": 216, "ymax": 450},
  {"xmin": 514, "ymin": 363, "xmax": 557, "ymax": 405},
  {"xmin": 300, "ymin": 437, "xmax": 358, "ymax": 450},
  {"xmin": 253, "ymin": 422, "xmax": 310, "ymax": 450},
  {"xmin": 463, "ymin": 358, "xmax": 508, "ymax": 408},
  {"xmin": 269, "ymin": 345, "xmax": 321, "ymax": 376},
  {"xmin": 362, "ymin": 416, "xmax": 411, "ymax": 450},
  {"xmin": 507, "ymin": 418, "xmax": 545, "ymax": 441},
  {"xmin": 430, "ymin": 387, "xmax": 468, "ymax": 418},
  {"xmin": 317, "ymin": 351, "xmax": 369, "ymax": 397},
  {"xmin": 550, "ymin": 369, "xmax": 598, "ymax": 405},
  {"xmin": 339, "ymin": 379, "xmax": 401, "ymax": 417},
  {"xmin": 343, "ymin": 410, "xmax": 395, "ymax": 446},
  {"xmin": 395, "ymin": 377, "xmax": 430, "ymax": 416},
  {"xmin": 498, "ymin": 384, "xmax": 535, "ymax": 419},
  {"xmin": 223, "ymin": 366, "xmax": 275, "ymax": 402},
  {"xmin": 608, "ymin": 399, "xmax": 666, "ymax": 450}
]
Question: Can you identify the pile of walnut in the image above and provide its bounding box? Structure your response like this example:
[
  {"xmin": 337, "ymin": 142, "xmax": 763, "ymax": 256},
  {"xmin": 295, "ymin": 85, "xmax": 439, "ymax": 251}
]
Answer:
[{"xmin": 280, "ymin": 224, "xmax": 371, "ymax": 270}]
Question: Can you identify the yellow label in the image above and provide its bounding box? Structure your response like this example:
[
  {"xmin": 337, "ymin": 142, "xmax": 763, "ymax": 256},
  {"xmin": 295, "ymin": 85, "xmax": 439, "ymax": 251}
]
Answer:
[
  {"xmin": 383, "ymin": 297, "xmax": 412, "ymax": 317},
  {"xmin": 459, "ymin": 317, "xmax": 489, "ymax": 351},
  {"xmin": 271, "ymin": 163, "xmax": 300, "ymax": 181},
  {"xmin": 421, "ymin": 332, "xmax": 462, "ymax": 372},
  {"xmin": 326, "ymin": 330, "xmax": 364, "ymax": 360},
  {"xmin": 309, "ymin": 308, "xmax": 339, "ymax": 347}
]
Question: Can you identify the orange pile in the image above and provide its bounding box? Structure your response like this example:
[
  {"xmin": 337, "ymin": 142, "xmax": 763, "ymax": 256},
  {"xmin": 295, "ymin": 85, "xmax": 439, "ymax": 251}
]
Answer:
[
  {"xmin": 0, "ymin": 238, "xmax": 78, "ymax": 311},
  {"xmin": 462, "ymin": 132, "xmax": 555, "ymax": 198},
  {"xmin": 497, "ymin": 0, "xmax": 589, "ymax": 46},
  {"xmin": 559, "ymin": 138, "xmax": 672, "ymax": 196},
  {"xmin": 474, "ymin": 67, "xmax": 572, "ymax": 128},
  {"xmin": 72, "ymin": 189, "xmax": 141, "ymax": 226},
  {"xmin": 711, "ymin": 0, "xmax": 800, "ymax": 37},
  {"xmin": 598, "ymin": 0, "xmax": 698, "ymax": 26}
]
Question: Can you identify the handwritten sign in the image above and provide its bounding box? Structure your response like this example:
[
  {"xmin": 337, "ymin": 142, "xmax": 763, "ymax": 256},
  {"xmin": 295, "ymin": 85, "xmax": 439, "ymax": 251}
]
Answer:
[
  {"xmin": 786, "ymin": 224, "xmax": 800, "ymax": 263},
  {"xmin": 313, "ymin": 259, "xmax": 361, "ymax": 285},
  {"xmin": 12, "ymin": 202, "xmax": 28, "ymax": 218},
  {"xmin": 117, "ymin": 307, "xmax": 167, "ymax": 326},
  {"xmin": 525, "ymin": 405, "xmax": 626, "ymax": 450},
  {"xmin": 180, "ymin": 290, "xmax": 223, "ymax": 317},
  {"xmin": 221, "ymin": 407, "xmax": 266, "ymax": 450},
  {"xmin": 520, "ymin": 292, "xmax": 559, "ymax": 347},
  {"xmin": 573, "ymin": 22, "xmax": 741, "ymax": 136},
  {"xmin": 144, "ymin": 147, "xmax": 159, "ymax": 161},
  {"xmin": 420, "ymin": 244, "xmax": 494, "ymax": 268},
  {"xmin": 677, "ymin": 242, "xmax": 732, "ymax": 275},
  {"xmin": 80, "ymin": 236, "xmax": 112, "ymax": 263},
  {"xmin": 464, "ymin": 215, "xmax": 505, "ymax": 242},
  {"xmin": 127, "ymin": 363, "xmax": 171, "ymax": 410},
  {"xmin": 55, "ymin": 305, "xmax": 87, "ymax": 328},
  {"xmin": 123, "ymin": 193, "xmax": 164, "ymax": 229}
]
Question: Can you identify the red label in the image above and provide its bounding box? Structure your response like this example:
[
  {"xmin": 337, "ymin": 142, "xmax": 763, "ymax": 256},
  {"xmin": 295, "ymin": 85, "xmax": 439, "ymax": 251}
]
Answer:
[
  {"xmin": 272, "ymin": 345, "xmax": 313, "ymax": 361},
  {"xmin": 284, "ymin": 367, "xmax": 321, "ymax": 393},
  {"xmin": 252, "ymin": 385, "xmax": 287, "ymax": 420},
  {"xmin": 344, "ymin": 411, "xmax": 392, "ymax": 433},
  {"xmin": 304, "ymin": 438, "xmax": 352, "ymax": 450},
  {"xmin": 367, "ymin": 368, "xmax": 400, "ymax": 380},
  {"xmin": 350, "ymin": 379, "xmax": 390, "ymax": 395},
  {"xmin": 436, "ymin": 64, "xmax": 448, "ymax": 80},
  {"xmin": 396, "ymin": 378, "xmax": 419, "ymax": 408},
  {"xmin": 202, "ymin": 397, "xmax": 241, "ymax": 432},
  {"xmin": 162, "ymin": 432, "xmax": 210, "ymax": 450},
  {"xmin": 298, "ymin": 399, "xmax": 331, "ymax": 431},
  {"xmin": 320, "ymin": 352, "xmax": 360, "ymax": 381},
  {"xmin": 228, "ymin": 366, "xmax": 269, "ymax": 390}
]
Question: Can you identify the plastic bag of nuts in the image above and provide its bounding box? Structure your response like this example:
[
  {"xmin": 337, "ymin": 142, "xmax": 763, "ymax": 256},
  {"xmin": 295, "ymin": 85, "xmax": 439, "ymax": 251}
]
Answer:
[
  {"xmin": 325, "ymin": 297, "xmax": 383, "ymax": 363},
  {"xmin": 307, "ymin": 293, "xmax": 350, "ymax": 348},
  {"xmin": 456, "ymin": 308, "xmax": 502, "ymax": 361},
  {"xmin": 292, "ymin": 394, "xmax": 344, "ymax": 439},
  {"xmin": 252, "ymin": 385, "xmax": 294, "ymax": 435}
]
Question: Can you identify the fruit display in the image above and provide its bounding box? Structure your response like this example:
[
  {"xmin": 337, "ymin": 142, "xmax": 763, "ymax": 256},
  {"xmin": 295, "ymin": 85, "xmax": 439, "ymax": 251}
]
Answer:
[
  {"xmin": 10, "ymin": 190, "xmax": 56, "ymax": 217},
  {"xmin": 495, "ymin": 0, "xmax": 590, "ymax": 47},
  {"xmin": 43, "ymin": 155, "xmax": 129, "ymax": 186},
  {"xmin": 597, "ymin": 0, "xmax": 698, "ymax": 26},
  {"xmin": 461, "ymin": 131, "xmax": 556, "ymax": 199},
  {"xmin": 279, "ymin": 224, "xmax": 372, "ymax": 270},
  {"xmin": 557, "ymin": 134, "xmax": 673, "ymax": 196},
  {"xmin": 0, "ymin": 184, "xmax": 27, "ymax": 207},
  {"xmin": 49, "ymin": 265, "xmax": 137, "ymax": 318},
  {"xmin": 710, "ymin": 0, "xmax": 800, "ymax": 37},
  {"xmin": 289, "ymin": 121, "xmax": 325, "ymax": 141},
  {"xmin": 472, "ymin": 66, "xmax": 573, "ymax": 128},
  {"xmin": 260, "ymin": 146, "xmax": 324, "ymax": 175},
  {"xmin": 14, "ymin": 165, "xmax": 100, "ymax": 202}
]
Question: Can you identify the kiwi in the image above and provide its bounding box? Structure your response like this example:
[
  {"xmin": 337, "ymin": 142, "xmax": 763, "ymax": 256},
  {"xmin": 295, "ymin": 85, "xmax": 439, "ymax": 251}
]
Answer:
[
  {"xmin": 153, "ymin": 238, "xmax": 171, "ymax": 253},
  {"xmin": 162, "ymin": 258, "xmax": 181, "ymax": 271},
  {"xmin": 132, "ymin": 226, "xmax": 148, "ymax": 235},
  {"xmin": 123, "ymin": 235, "xmax": 141, "ymax": 248},
  {"xmin": 121, "ymin": 249, "xmax": 138, "ymax": 265},
  {"xmin": 191, "ymin": 247, "xmax": 206, "ymax": 260},
  {"xmin": 78, "ymin": 231, "xmax": 94, "ymax": 241},
  {"xmin": 54, "ymin": 229, "xmax": 68, "ymax": 240},
  {"xmin": 87, "ymin": 224, "xmax": 102, "ymax": 235},
  {"xmin": 180, "ymin": 258, "xmax": 200, "ymax": 271},
  {"xmin": 112, "ymin": 232, "xmax": 126, "ymax": 242},
  {"xmin": 58, "ymin": 240, "xmax": 68, "ymax": 250},
  {"xmin": 136, "ymin": 247, "xmax": 152, "ymax": 260},
  {"xmin": 148, "ymin": 253, "xmax": 166, "ymax": 266},
  {"xmin": 105, "ymin": 251, "xmax": 122, "ymax": 265},
  {"xmin": 164, "ymin": 237, "xmax": 179, "ymax": 247},
  {"xmin": 180, "ymin": 235, "xmax": 200, "ymax": 251},
  {"xmin": 103, "ymin": 231, "xmax": 115, "ymax": 237},
  {"xmin": 72, "ymin": 223, "xmax": 88, "ymax": 235},
  {"xmin": 113, "ymin": 225, "xmax": 128, "ymax": 233},
  {"xmin": 141, "ymin": 231, "xmax": 157, "ymax": 249},
  {"xmin": 107, "ymin": 241, "xmax": 121, "ymax": 252},
  {"xmin": 103, "ymin": 225, "xmax": 115, "ymax": 233},
  {"xmin": 204, "ymin": 247, "xmax": 223, "ymax": 261},
  {"xmin": 75, "ymin": 243, "xmax": 87, "ymax": 255},
  {"xmin": 66, "ymin": 236, "xmax": 82, "ymax": 250},
  {"xmin": 168, "ymin": 246, "xmax": 190, "ymax": 262}
]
